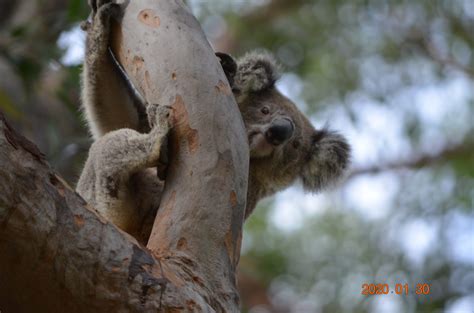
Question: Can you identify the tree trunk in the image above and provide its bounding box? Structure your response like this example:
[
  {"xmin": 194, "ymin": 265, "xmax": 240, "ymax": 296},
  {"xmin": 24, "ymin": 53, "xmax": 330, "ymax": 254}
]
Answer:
[{"xmin": 0, "ymin": 0, "xmax": 248, "ymax": 312}]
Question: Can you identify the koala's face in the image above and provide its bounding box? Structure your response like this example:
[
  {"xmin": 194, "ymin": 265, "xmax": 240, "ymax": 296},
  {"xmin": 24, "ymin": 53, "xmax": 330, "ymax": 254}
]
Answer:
[
  {"xmin": 240, "ymin": 87, "xmax": 346, "ymax": 194},
  {"xmin": 217, "ymin": 51, "xmax": 350, "ymax": 197},
  {"xmin": 217, "ymin": 52, "xmax": 297, "ymax": 159},
  {"xmin": 239, "ymin": 89, "xmax": 298, "ymax": 159}
]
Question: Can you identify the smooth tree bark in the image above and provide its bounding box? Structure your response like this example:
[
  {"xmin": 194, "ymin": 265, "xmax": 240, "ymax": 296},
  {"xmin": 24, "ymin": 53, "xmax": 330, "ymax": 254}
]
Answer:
[{"xmin": 0, "ymin": 0, "xmax": 248, "ymax": 312}]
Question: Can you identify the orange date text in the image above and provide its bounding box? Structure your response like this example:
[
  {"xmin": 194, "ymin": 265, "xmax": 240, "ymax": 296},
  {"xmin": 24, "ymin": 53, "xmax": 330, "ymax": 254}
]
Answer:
[{"xmin": 361, "ymin": 283, "xmax": 431, "ymax": 295}]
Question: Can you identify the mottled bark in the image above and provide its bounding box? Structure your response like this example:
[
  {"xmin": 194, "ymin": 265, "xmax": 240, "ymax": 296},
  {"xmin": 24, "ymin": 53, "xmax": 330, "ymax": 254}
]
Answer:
[{"xmin": 0, "ymin": 0, "xmax": 248, "ymax": 312}]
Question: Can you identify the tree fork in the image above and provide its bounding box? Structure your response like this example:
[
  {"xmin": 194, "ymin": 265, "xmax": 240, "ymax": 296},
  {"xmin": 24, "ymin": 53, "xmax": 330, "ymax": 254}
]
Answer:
[{"xmin": 0, "ymin": 0, "xmax": 248, "ymax": 311}]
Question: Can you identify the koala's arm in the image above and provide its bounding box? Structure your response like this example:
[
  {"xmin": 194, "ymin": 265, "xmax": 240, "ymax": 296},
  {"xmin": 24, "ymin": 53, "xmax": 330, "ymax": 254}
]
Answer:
[
  {"xmin": 81, "ymin": 1, "xmax": 147, "ymax": 139},
  {"xmin": 76, "ymin": 104, "xmax": 172, "ymax": 237}
]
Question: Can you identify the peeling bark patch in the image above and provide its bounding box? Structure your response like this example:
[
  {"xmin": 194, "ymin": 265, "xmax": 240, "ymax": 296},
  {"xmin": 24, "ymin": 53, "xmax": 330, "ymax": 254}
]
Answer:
[
  {"xmin": 74, "ymin": 215, "xmax": 85, "ymax": 229},
  {"xmin": 224, "ymin": 230, "xmax": 234, "ymax": 266},
  {"xmin": 225, "ymin": 220, "xmax": 243, "ymax": 268},
  {"xmin": 215, "ymin": 80, "xmax": 232, "ymax": 96},
  {"xmin": 230, "ymin": 191, "xmax": 237, "ymax": 207},
  {"xmin": 132, "ymin": 56, "xmax": 145, "ymax": 75},
  {"xmin": 1, "ymin": 112, "xmax": 46, "ymax": 164},
  {"xmin": 187, "ymin": 130, "xmax": 199, "ymax": 154},
  {"xmin": 177, "ymin": 237, "xmax": 187, "ymax": 250},
  {"xmin": 171, "ymin": 95, "xmax": 199, "ymax": 154},
  {"xmin": 177, "ymin": 255, "xmax": 198, "ymax": 269},
  {"xmin": 235, "ymin": 231, "xmax": 243, "ymax": 266},
  {"xmin": 187, "ymin": 299, "xmax": 200, "ymax": 310},
  {"xmin": 192, "ymin": 275, "xmax": 205, "ymax": 287},
  {"xmin": 138, "ymin": 9, "xmax": 161, "ymax": 28},
  {"xmin": 144, "ymin": 70, "xmax": 151, "ymax": 91},
  {"xmin": 165, "ymin": 191, "xmax": 177, "ymax": 212}
]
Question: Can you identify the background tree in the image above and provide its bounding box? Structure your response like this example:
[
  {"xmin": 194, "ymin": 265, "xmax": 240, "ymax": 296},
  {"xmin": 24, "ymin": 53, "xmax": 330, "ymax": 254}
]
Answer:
[{"xmin": 0, "ymin": 0, "xmax": 472, "ymax": 312}]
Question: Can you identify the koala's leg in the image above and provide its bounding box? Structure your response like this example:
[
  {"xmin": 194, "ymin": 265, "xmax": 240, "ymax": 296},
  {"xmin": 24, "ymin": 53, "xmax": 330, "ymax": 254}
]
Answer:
[
  {"xmin": 77, "ymin": 105, "xmax": 172, "ymax": 237},
  {"xmin": 82, "ymin": 0, "xmax": 147, "ymax": 139},
  {"xmin": 128, "ymin": 168, "xmax": 164, "ymax": 244}
]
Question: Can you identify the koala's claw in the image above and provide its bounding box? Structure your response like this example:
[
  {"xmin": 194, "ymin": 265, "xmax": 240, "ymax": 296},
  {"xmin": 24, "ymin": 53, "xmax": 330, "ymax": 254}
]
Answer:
[
  {"xmin": 80, "ymin": 20, "xmax": 91, "ymax": 31},
  {"xmin": 95, "ymin": 2, "xmax": 121, "ymax": 24},
  {"xmin": 98, "ymin": 0, "xmax": 115, "ymax": 7},
  {"xmin": 89, "ymin": 0, "xmax": 116, "ymax": 15},
  {"xmin": 147, "ymin": 105, "xmax": 173, "ymax": 130}
]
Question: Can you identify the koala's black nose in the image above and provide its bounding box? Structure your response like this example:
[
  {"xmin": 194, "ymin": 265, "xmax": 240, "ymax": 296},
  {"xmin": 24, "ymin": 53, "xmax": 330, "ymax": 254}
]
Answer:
[{"xmin": 265, "ymin": 118, "xmax": 294, "ymax": 145}]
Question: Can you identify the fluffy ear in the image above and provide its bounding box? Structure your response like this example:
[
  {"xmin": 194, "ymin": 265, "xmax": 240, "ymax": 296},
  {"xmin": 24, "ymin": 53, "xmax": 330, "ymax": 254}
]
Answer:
[
  {"xmin": 216, "ymin": 52, "xmax": 237, "ymax": 88},
  {"xmin": 234, "ymin": 51, "xmax": 280, "ymax": 93},
  {"xmin": 301, "ymin": 128, "xmax": 351, "ymax": 191}
]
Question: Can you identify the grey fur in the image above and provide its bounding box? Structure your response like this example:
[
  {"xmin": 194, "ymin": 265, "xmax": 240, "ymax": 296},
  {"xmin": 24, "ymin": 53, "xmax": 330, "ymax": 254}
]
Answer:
[
  {"xmin": 233, "ymin": 51, "xmax": 280, "ymax": 96},
  {"xmin": 301, "ymin": 128, "xmax": 351, "ymax": 191},
  {"xmin": 77, "ymin": 0, "xmax": 167, "ymax": 242},
  {"xmin": 77, "ymin": 103, "xmax": 172, "ymax": 240},
  {"xmin": 80, "ymin": 0, "xmax": 148, "ymax": 139}
]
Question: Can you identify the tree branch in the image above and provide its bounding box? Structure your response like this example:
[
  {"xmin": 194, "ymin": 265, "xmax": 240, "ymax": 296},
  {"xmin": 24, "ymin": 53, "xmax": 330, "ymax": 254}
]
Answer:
[
  {"xmin": 422, "ymin": 38, "xmax": 474, "ymax": 77},
  {"xmin": 0, "ymin": 0, "xmax": 248, "ymax": 311},
  {"xmin": 348, "ymin": 143, "xmax": 474, "ymax": 179},
  {"xmin": 408, "ymin": 27, "xmax": 474, "ymax": 78},
  {"xmin": 0, "ymin": 111, "xmax": 170, "ymax": 312}
]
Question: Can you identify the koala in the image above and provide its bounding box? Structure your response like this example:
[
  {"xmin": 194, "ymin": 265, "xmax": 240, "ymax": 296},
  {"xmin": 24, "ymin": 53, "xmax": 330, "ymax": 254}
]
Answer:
[
  {"xmin": 77, "ymin": 103, "xmax": 171, "ymax": 239},
  {"xmin": 217, "ymin": 52, "xmax": 350, "ymax": 217},
  {"xmin": 76, "ymin": 0, "xmax": 350, "ymax": 243},
  {"xmin": 77, "ymin": 0, "xmax": 167, "ymax": 240}
]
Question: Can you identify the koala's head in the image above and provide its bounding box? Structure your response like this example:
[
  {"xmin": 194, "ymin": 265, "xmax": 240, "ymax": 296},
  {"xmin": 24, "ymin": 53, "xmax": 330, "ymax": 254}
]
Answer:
[{"xmin": 217, "ymin": 51, "xmax": 350, "ymax": 207}]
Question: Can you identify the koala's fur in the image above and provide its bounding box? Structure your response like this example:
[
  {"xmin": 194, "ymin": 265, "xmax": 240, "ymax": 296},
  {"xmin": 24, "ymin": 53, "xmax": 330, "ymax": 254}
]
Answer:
[
  {"xmin": 77, "ymin": 0, "xmax": 350, "ymax": 243},
  {"xmin": 225, "ymin": 51, "xmax": 350, "ymax": 217},
  {"xmin": 77, "ymin": 0, "xmax": 165, "ymax": 240}
]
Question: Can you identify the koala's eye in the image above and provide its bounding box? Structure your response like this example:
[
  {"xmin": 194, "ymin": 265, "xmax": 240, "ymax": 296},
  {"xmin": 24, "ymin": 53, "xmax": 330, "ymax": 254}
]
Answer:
[{"xmin": 261, "ymin": 106, "xmax": 270, "ymax": 115}]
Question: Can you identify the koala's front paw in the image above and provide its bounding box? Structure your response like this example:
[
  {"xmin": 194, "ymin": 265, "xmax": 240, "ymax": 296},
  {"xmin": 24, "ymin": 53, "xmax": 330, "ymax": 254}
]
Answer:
[
  {"xmin": 147, "ymin": 104, "xmax": 173, "ymax": 132},
  {"xmin": 86, "ymin": 1, "xmax": 121, "ymax": 50}
]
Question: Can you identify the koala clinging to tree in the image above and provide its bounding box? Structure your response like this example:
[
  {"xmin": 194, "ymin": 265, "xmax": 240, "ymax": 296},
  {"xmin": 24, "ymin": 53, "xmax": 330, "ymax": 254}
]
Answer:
[{"xmin": 77, "ymin": 0, "xmax": 351, "ymax": 243}]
